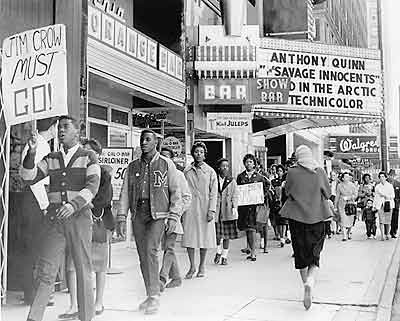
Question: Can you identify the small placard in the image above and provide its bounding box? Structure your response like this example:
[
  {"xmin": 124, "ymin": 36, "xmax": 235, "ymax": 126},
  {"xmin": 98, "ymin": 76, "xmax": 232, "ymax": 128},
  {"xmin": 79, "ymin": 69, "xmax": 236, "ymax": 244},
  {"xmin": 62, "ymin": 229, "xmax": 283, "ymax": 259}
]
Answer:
[{"xmin": 237, "ymin": 182, "xmax": 264, "ymax": 206}]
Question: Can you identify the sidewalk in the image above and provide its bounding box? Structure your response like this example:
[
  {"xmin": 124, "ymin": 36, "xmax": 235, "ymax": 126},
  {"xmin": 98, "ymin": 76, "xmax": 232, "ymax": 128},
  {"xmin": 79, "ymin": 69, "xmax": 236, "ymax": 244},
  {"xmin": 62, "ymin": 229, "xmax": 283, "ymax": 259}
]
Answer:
[{"xmin": 3, "ymin": 220, "xmax": 399, "ymax": 321}]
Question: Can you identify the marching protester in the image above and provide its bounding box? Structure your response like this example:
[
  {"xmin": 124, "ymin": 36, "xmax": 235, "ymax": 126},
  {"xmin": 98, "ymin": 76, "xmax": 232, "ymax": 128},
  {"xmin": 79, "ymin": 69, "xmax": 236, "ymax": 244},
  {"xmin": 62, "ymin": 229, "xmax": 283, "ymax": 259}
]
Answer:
[
  {"xmin": 335, "ymin": 172, "xmax": 358, "ymax": 241},
  {"xmin": 374, "ymin": 171, "xmax": 395, "ymax": 241},
  {"xmin": 388, "ymin": 169, "xmax": 400, "ymax": 238},
  {"xmin": 19, "ymin": 117, "xmax": 57, "ymax": 306},
  {"xmin": 214, "ymin": 158, "xmax": 239, "ymax": 266},
  {"xmin": 159, "ymin": 147, "xmax": 192, "ymax": 291},
  {"xmin": 182, "ymin": 142, "xmax": 218, "ymax": 278},
  {"xmin": 60, "ymin": 139, "xmax": 114, "ymax": 319},
  {"xmin": 117, "ymin": 129, "xmax": 182, "ymax": 314},
  {"xmin": 20, "ymin": 116, "xmax": 100, "ymax": 321},
  {"xmin": 280, "ymin": 145, "xmax": 331, "ymax": 310},
  {"xmin": 237, "ymin": 154, "xmax": 269, "ymax": 261}
]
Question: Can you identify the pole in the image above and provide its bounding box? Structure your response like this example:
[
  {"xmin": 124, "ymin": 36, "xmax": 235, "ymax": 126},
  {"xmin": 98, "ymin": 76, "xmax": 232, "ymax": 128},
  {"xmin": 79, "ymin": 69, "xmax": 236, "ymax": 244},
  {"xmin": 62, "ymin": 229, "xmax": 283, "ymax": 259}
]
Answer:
[{"xmin": 377, "ymin": 0, "xmax": 388, "ymax": 171}]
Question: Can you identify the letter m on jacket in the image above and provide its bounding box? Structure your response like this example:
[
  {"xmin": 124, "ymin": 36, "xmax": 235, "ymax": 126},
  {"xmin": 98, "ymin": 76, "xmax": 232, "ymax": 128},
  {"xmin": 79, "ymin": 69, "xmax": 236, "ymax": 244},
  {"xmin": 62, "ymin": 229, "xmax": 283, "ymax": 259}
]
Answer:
[{"xmin": 154, "ymin": 170, "xmax": 168, "ymax": 187}]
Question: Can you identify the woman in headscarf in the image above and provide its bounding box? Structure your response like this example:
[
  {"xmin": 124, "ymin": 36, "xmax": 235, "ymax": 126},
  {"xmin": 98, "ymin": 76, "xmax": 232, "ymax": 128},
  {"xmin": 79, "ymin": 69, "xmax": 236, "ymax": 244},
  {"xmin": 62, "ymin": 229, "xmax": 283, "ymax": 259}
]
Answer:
[{"xmin": 280, "ymin": 145, "xmax": 331, "ymax": 310}]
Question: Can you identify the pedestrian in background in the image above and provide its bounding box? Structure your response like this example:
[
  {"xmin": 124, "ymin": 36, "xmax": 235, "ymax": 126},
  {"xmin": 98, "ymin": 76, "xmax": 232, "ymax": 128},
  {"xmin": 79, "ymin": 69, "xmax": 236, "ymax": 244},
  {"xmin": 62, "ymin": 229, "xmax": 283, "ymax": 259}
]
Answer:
[
  {"xmin": 362, "ymin": 199, "xmax": 377, "ymax": 239},
  {"xmin": 271, "ymin": 165, "xmax": 290, "ymax": 247},
  {"xmin": 374, "ymin": 171, "xmax": 395, "ymax": 241},
  {"xmin": 329, "ymin": 171, "xmax": 340, "ymax": 234},
  {"xmin": 60, "ymin": 139, "xmax": 113, "ymax": 319},
  {"xmin": 214, "ymin": 158, "xmax": 239, "ymax": 266},
  {"xmin": 20, "ymin": 116, "xmax": 100, "ymax": 321},
  {"xmin": 280, "ymin": 145, "xmax": 331, "ymax": 310},
  {"xmin": 117, "ymin": 129, "xmax": 182, "ymax": 314},
  {"xmin": 335, "ymin": 172, "xmax": 358, "ymax": 241},
  {"xmin": 159, "ymin": 147, "xmax": 192, "ymax": 291},
  {"xmin": 182, "ymin": 142, "xmax": 218, "ymax": 278},
  {"xmin": 237, "ymin": 154, "xmax": 268, "ymax": 261},
  {"xmin": 388, "ymin": 169, "xmax": 400, "ymax": 238}
]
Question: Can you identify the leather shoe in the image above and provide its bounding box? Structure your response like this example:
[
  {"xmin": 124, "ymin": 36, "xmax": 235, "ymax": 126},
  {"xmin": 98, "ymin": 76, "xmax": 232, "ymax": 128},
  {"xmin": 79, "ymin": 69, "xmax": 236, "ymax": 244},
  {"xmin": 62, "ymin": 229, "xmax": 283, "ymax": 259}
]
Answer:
[
  {"xmin": 95, "ymin": 306, "xmax": 104, "ymax": 315},
  {"xmin": 214, "ymin": 253, "xmax": 221, "ymax": 264},
  {"xmin": 166, "ymin": 278, "xmax": 182, "ymax": 288},
  {"xmin": 144, "ymin": 297, "xmax": 160, "ymax": 315},
  {"xmin": 138, "ymin": 297, "xmax": 150, "ymax": 311},
  {"xmin": 221, "ymin": 258, "xmax": 228, "ymax": 265}
]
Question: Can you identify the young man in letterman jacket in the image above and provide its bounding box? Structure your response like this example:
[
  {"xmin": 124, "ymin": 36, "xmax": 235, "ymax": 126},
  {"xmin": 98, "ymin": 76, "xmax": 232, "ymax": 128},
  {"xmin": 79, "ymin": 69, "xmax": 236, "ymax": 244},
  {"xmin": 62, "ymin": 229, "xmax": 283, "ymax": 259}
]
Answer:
[{"xmin": 117, "ymin": 129, "xmax": 182, "ymax": 315}]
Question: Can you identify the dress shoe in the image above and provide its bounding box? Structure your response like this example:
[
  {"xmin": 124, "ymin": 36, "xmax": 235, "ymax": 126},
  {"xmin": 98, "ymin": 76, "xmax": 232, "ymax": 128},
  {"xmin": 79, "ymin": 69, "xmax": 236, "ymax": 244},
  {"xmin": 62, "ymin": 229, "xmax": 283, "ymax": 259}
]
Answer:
[
  {"xmin": 166, "ymin": 278, "xmax": 182, "ymax": 288},
  {"xmin": 220, "ymin": 257, "xmax": 228, "ymax": 265},
  {"xmin": 214, "ymin": 253, "xmax": 221, "ymax": 264},
  {"xmin": 159, "ymin": 279, "xmax": 166, "ymax": 293},
  {"xmin": 144, "ymin": 297, "xmax": 160, "ymax": 315},
  {"xmin": 95, "ymin": 306, "xmax": 104, "ymax": 316},
  {"xmin": 184, "ymin": 269, "xmax": 196, "ymax": 279},
  {"xmin": 392, "ymin": 235, "xmax": 397, "ymax": 239},
  {"xmin": 138, "ymin": 297, "xmax": 151, "ymax": 311},
  {"xmin": 58, "ymin": 312, "xmax": 79, "ymax": 319},
  {"xmin": 241, "ymin": 248, "xmax": 251, "ymax": 254}
]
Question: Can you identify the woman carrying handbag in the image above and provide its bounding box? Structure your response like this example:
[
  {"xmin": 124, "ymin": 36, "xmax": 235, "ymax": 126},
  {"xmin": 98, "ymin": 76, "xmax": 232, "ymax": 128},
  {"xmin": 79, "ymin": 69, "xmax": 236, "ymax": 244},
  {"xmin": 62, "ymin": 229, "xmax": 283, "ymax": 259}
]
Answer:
[{"xmin": 374, "ymin": 171, "xmax": 395, "ymax": 241}]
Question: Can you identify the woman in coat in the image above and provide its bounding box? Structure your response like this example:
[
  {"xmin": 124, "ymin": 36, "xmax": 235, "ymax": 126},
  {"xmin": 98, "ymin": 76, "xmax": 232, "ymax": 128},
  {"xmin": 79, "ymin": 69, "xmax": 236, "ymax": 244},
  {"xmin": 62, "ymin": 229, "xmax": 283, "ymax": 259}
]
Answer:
[
  {"xmin": 182, "ymin": 142, "xmax": 218, "ymax": 278},
  {"xmin": 280, "ymin": 145, "xmax": 331, "ymax": 310},
  {"xmin": 237, "ymin": 154, "xmax": 269, "ymax": 261},
  {"xmin": 213, "ymin": 158, "xmax": 239, "ymax": 266},
  {"xmin": 374, "ymin": 171, "xmax": 395, "ymax": 241},
  {"xmin": 335, "ymin": 172, "xmax": 358, "ymax": 241}
]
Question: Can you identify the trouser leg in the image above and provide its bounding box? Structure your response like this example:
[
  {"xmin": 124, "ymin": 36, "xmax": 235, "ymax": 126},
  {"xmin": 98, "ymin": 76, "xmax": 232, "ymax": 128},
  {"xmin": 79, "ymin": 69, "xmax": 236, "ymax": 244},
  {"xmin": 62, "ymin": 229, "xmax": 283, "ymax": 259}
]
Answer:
[
  {"xmin": 133, "ymin": 215, "xmax": 151, "ymax": 296},
  {"xmin": 391, "ymin": 208, "xmax": 399, "ymax": 236},
  {"xmin": 27, "ymin": 222, "xmax": 65, "ymax": 321},
  {"xmin": 66, "ymin": 212, "xmax": 94, "ymax": 321},
  {"xmin": 145, "ymin": 219, "xmax": 165, "ymax": 296},
  {"xmin": 365, "ymin": 221, "xmax": 370, "ymax": 237},
  {"xmin": 160, "ymin": 233, "xmax": 179, "ymax": 281}
]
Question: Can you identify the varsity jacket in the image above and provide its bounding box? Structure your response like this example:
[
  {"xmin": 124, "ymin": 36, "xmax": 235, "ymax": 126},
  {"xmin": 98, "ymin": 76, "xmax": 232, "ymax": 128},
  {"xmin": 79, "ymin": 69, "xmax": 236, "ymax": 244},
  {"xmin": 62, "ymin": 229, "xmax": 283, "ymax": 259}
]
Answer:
[
  {"xmin": 19, "ymin": 146, "xmax": 101, "ymax": 213},
  {"xmin": 117, "ymin": 152, "xmax": 182, "ymax": 222}
]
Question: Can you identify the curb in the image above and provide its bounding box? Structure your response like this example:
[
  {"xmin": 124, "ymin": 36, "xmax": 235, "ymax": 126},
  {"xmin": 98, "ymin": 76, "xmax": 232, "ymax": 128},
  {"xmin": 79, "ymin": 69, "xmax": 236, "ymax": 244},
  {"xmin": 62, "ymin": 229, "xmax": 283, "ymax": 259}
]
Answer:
[{"xmin": 376, "ymin": 237, "xmax": 400, "ymax": 321}]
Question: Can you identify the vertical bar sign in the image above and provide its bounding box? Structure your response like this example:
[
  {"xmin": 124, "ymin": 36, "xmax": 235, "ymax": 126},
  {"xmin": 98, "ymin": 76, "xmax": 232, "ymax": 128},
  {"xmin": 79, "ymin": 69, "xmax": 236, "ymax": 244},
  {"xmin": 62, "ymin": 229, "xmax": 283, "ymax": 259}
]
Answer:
[{"xmin": 1, "ymin": 24, "xmax": 68, "ymax": 126}]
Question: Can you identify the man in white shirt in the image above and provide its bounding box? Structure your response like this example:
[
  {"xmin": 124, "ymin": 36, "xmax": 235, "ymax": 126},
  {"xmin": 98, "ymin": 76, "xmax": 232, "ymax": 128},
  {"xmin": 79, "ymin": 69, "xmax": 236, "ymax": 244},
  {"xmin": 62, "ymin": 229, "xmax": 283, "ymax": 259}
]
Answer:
[{"xmin": 20, "ymin": 117, "xmax": 57, "ymax": 305}]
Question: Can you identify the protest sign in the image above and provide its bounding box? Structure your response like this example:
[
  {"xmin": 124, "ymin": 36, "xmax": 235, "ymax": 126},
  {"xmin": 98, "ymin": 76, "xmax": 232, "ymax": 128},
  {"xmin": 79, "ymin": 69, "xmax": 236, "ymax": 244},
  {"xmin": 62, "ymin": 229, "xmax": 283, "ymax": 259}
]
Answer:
[
  {"xmin": 1, "ymin": 24, "xmax": 68, "ymax": 126},
  {"xmin": 98, "ymin": 148, "xmax": 133, "ymax": 200},
  {"xmin": 237, "ymin": 182, "xmax": 264, "ymax": 206}
]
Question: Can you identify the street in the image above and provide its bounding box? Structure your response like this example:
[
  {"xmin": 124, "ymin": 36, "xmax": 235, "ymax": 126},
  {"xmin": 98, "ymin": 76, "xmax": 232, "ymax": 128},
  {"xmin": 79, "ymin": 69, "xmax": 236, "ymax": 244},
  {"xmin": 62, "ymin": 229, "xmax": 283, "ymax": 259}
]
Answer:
[{"xmin": 3, "ymin": 220, "xmax": 399, "ymax": 321}]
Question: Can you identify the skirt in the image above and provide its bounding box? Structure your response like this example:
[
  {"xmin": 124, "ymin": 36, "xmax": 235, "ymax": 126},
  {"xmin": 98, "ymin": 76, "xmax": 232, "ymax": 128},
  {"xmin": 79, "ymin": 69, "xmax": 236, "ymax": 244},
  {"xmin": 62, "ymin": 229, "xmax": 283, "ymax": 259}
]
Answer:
[
  {"xmin": 289, "ymin": 219, "xmax": 326, "ymax": 270},
  {"xmin": 215, "ymin": 220, "xmax": 239, "ymax": 240},
  {"xmin": 378, "ymin": 208, "xmax": 392, "ymax": 225},
  {"xmin": 237, "ymin": 206, "xmax": 257, "ymax": 231}
]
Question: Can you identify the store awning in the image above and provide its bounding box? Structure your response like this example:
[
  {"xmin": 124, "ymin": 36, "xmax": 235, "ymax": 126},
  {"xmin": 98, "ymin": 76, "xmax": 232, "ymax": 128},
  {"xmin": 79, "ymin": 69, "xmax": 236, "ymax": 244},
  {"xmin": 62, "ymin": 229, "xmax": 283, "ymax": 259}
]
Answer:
[{"xmin": 253, "ymin": 108, "xmax": 382, "ymax": 139}]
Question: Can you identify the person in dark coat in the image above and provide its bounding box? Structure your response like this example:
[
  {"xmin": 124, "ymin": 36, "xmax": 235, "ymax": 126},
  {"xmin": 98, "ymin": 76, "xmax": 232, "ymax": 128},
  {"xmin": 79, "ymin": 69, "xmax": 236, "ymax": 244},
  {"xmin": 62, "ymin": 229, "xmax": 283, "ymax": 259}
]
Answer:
[
  {"xmin": 237, "ymin": 154, "xmax": 269, "ymax": 261},
  {"xmin": 280, "ymin": 145, "xmax": 331, "ymax": 310}
]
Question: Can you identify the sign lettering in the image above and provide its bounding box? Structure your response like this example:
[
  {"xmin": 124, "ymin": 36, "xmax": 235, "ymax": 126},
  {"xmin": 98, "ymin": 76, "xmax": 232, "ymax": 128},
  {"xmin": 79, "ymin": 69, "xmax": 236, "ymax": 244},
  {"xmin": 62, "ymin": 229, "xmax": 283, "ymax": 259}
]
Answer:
[{"xmin": 1, "ymin": 24, "xmax": 68, "ymax": 126}]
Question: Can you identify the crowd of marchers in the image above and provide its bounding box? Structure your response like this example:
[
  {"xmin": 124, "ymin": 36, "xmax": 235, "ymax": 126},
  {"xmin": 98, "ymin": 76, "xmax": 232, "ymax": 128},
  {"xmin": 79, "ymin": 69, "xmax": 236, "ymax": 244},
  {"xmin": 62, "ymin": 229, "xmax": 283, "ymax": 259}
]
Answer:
[{"xmin": 18, "ymin": 116, "xmax": 400, "ymax": 321}]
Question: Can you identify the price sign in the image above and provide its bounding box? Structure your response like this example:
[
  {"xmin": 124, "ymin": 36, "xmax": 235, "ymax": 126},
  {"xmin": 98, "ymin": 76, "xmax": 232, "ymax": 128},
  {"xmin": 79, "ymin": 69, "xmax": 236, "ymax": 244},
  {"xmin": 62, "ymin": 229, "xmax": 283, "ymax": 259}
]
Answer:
[{"xmin": 98, "ymin": 148, "xmax": 133, "ymax": 200}]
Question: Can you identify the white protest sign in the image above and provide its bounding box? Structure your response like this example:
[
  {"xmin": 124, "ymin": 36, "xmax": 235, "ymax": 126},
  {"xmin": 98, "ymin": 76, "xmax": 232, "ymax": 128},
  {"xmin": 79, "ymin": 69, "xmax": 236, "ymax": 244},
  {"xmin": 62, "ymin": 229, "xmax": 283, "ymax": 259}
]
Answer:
[
  {"xmin": 1, "ymin": 24, "xmax": 68, "ymax": 126},
  {"xmin": 98, "ymin": 148, "xmax": 133, "ymax": 200},
  {"xmin": 237, "ymin": 182, "xmax": 264, "ymax": 206}
]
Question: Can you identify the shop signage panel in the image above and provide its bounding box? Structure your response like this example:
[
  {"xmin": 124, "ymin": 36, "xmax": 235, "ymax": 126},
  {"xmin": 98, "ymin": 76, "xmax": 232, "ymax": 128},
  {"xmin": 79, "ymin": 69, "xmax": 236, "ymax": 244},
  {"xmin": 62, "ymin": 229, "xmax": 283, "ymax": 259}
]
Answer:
[
  {"xmin": 1, "ymin": 24, "xmax": 68, "ymax": 126},
  {"xmin": 98, "ymin": 147, "xmax": 133, "ymax": 200},
  {"xmin": 207, "ymin": 112, "xmax": 252, "ymax": 132},
  {"xmin": 257, "ymin": 46, "xmax": 383, "ymax": 116},
  {"xmin": 88, "ymin": 2, "xmax": 183, "ymax": 81},
  {"xmin": 328, "ymin": 136, "xmax": 380, "ymax": 155},
  {"xmin": 199, "ymin": 79, "xmax": 251, "ymax": 104}
]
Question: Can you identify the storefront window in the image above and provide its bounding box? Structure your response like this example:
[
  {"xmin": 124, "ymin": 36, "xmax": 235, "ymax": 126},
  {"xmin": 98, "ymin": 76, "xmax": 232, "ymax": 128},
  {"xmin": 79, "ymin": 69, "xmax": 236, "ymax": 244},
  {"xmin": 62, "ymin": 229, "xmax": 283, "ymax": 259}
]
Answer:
[
  {"xmin": 109, "ymin": 127, "xmax": 128, "ymax": 147},
  {"xmin": 88, "ymin": 104, "xmax": 108, "ymax": 121},
  {"xmin": 198, "ymin": 1, "xmax": 222, "ymax": 25},
  {"xmin": 89, "ymin": 122, "xmax": 108, "ymax": 148},
  {"xmin": 111, "ymin": 109, "xmax": 129, "ymax": 126}
]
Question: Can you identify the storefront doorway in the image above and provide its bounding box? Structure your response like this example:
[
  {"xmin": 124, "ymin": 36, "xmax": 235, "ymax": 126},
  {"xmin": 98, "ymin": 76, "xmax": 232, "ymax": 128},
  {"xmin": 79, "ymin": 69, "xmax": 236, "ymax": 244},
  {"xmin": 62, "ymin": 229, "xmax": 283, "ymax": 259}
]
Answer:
[{"xmin": 202, "ymin": 139, "xmax": 225, "ymax": 171}]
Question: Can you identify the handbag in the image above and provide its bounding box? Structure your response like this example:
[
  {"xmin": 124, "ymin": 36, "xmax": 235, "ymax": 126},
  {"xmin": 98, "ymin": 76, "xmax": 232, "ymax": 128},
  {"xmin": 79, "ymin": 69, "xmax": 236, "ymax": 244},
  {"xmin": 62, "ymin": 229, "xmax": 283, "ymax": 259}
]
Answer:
[
  {"xmin": 92, "ymin": 209, "xmax": 107, "ymax": 243},
  {"xmin": 344, "ymin": 202, "xmax": 357, "ymax": 216},
  {"xmin": 256, "ymin": 203, "xmax": 269, "ymax": 224},
  {"xmin": 384, "ymin": 201, "xmax": 392, "ymax": 213}
]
